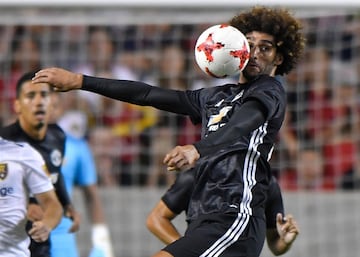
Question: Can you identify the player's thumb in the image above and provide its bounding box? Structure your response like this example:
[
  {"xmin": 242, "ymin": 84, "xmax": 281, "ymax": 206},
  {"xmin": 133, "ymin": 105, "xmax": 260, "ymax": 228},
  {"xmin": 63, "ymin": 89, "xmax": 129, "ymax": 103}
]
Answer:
[{"xmin": 276, "ymin": 213, "xmax": 284, "ymax": 223}]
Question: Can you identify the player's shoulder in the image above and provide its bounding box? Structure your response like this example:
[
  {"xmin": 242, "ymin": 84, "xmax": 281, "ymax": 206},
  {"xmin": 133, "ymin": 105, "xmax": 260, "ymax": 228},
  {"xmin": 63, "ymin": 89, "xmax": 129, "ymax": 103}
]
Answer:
[
  {"xmin": 247, "ymin": 75, "xmax": 286, "ymax": 107},
  {"xmin": 47, "ymin": 123, "xmax": 66, "ymax": 139},
  {"xmin": 48, "ymin": 123, "xmax": 65, "ymax": 133},
  {"xmin": 194, "ymin": 82, "xmax": 237, "ymax": 103},
  {"xmin": 0, "ymin": 137, "xmax": 43, "ymax": 160},
  {"xmin": 0, "ymin": 137, "xmax": 22, "ymax": 150},
  {"xmin": 253, "ymin": 75, "xmax": 283, "ymax": 89},
  {"xmin": 0, "ymin": 121, "xmax": 21, "ymax": 138}
]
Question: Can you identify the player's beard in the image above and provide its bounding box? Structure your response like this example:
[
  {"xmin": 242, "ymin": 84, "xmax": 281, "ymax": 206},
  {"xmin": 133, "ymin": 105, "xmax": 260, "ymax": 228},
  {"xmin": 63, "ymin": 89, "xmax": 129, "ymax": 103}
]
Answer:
[
  {"xmin": 34, "ymin": 121, "xmax": 45, "ymax": 130},
  {"xmin": 242, "ymin": 69, "xmax": 259, "ymax": 81}
]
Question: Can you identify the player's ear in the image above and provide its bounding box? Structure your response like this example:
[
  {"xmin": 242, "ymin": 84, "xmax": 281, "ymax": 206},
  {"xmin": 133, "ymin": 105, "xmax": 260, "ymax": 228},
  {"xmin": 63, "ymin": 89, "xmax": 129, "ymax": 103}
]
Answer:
[
  {"xmin": 274, "ymin": 53, "xmax": 283, "ymax": 66},
  {"xmin": 13, "ymin": 99, "xmax": 21, "ymax": 114}
]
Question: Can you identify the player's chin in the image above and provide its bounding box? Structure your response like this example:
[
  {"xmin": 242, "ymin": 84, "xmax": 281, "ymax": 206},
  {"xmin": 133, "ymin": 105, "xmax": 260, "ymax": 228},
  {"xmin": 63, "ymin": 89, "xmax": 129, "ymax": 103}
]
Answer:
[
  {"xmin": 243, "ymin": 68, "xmax": 261, "ymax": 80},
  {"xmin": 34, "ymin": 121, "xmax": 46, "ymax": 130}
]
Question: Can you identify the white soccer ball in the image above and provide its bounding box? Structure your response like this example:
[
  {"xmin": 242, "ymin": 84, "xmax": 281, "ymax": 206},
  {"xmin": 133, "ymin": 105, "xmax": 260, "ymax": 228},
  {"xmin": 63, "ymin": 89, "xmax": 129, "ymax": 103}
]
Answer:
[{"xmin": 194, "ymin": 24, "xmax": 250, "ymax": 78}]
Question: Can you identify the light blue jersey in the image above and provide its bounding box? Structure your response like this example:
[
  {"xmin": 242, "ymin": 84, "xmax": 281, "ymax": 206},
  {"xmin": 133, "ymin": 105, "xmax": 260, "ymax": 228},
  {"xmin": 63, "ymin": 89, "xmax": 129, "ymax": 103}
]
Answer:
[{"xmin": 51, "ymin": 135, "xmax": 97, "ymax": 257}]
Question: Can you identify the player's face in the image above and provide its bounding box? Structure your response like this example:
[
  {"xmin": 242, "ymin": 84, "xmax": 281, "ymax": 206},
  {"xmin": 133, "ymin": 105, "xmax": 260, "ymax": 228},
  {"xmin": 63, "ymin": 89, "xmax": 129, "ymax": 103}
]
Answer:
[
  {"xmin": 241, "ymin": 31, "xmax": 283, "ymax": 82},
  {"xmin": 14, "ymin": 80, "xmax": 53, "ymax": 130}
]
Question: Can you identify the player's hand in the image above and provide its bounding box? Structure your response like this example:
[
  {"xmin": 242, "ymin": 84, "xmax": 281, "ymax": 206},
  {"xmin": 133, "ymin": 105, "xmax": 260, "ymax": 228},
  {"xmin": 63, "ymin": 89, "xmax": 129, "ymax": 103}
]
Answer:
[
  {"xmin": 65, "ymin": 205, "xmax": 81, "ymax": 233},
  {"xmin": 163, "ymin": 145, "xmax": 200, "ymax": 171},
  {"xmin": 32, "ymin": 67, "xmax": 83, "ymax": 92},
  {"xmin": 28, "ymin": 221, "xmax": 51, "ymax": 242},
  {"xmin": 276, "ymin": 213, "xmax": 299, "ymax": 245},
  {"xmin": 27, "ymin": 203, "xmax": 44, "ymax": 222}
]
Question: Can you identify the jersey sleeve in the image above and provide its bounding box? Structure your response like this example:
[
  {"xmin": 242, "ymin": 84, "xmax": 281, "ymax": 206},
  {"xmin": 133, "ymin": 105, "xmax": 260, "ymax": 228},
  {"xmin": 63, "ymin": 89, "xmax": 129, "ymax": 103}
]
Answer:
[
  {"xmin": 161, "ymin": 169, "xmax": 195, "ymax": 214},
  {"xmin": 82, "ymin": 75, "xmax": 201, "ymax": 119},
  {"xmin": 265, "ymin": 176, "xmax": 284, "ymax": 229},
  {"xmin": 243, "ymin": 76, "xmax": 286, "ymax": 121},
  {"xmin": 23, "ymin": 144, "xmax": 54, "ymax": 195}
]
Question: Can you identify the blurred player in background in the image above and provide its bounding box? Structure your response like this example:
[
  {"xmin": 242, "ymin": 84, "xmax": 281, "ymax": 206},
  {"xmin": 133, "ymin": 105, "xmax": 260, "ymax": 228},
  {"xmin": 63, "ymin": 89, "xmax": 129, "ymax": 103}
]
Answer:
[
  {"xmin": 50, "ymin": 92, "xmax": 114, "ymax": 257},
  {"xmin": 146, "ymin": 172, "xmax": 299, "ymax": 255},
  {"xmin": 0, "ymin": 137, "xmax": 62, "ymax": 257},
  {"xmin": 0, "ymin": 71, "xmax": 81, "ymax": 257},
  {"xmin": 32, "ymin": 6, "xmax": 305, "ymax": 257}
]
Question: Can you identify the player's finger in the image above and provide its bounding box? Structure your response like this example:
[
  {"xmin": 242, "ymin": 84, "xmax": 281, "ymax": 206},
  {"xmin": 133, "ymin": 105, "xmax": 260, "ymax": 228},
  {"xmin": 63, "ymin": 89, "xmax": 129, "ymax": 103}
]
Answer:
[
  {"xmin": 163, "ymin": 151, "xmax": 178, "ymax": 164},
  {"xmin": 167, "ymin": 165, "xmax": 178, "ymax": 171},
  {"xmin": 286, "ymin": 215, "xmax": 294, "ymax": 225},
  {"xmin": 69, "ymin": 223, "xmax": 79, "ymax": 233},
  {"xmin": 163, "ymin": 152, "xmax": 182, "ymax": 165}
]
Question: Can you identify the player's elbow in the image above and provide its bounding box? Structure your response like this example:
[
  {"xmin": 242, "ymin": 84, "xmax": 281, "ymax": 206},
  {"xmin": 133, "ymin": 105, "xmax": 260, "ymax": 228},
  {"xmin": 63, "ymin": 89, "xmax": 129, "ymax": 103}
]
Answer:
[{"xmin": 145, "ymin": 212, "xmax": 157, "ymax": 233}]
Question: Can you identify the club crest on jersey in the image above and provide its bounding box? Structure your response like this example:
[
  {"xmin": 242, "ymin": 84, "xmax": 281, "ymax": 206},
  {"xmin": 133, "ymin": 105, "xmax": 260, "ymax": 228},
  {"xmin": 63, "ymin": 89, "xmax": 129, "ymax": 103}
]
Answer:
[
  {"xmin": 0, "ymin": 163, "xmax": 8, "ymax": 180},
  {"xmin": 51, "ymin": 149, "xmax": 62, "ymax": 167}
]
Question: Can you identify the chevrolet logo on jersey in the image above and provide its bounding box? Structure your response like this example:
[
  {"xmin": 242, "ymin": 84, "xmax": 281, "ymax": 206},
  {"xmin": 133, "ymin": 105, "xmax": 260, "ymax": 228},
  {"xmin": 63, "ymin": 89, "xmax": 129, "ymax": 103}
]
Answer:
[
  {"xmin": 0, "ymin": 163, "xmax": 8, "ymax": 180},
  {"xmin": 207, "ymin": 106, "xmax": 232, "ymax": 129},
  {"xmin": 206, "ymin": 90, "xmax": 244, "ymax": 133}
]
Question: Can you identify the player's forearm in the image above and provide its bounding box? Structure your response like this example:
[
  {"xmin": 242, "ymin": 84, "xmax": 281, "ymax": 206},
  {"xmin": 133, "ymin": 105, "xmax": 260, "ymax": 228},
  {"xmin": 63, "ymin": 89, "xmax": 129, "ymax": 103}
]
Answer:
[
  {"xmin": 274, "ymin": 238, "xmax": 293, "ymax": 255},
  {"xmin": 35, "ymin": 191, "xmax": 62, "ymax": 231},
  {"xmin": 146, "ymin": 215, "xmax": 181, "ymax": 245},
  {"xmin": 150, "ymin": 221, "xmax": 181, "ymax": 245},
  {"xmin": 82, "ymin": 75, "xmax": 193, "ymax": 115},
  {"xmin": 267, "ymin": 236, "xmax": 294, "ymax": 256},
  {"xmin": 42, "ymin": 200, "xmax": 63, "ymax": 230}
]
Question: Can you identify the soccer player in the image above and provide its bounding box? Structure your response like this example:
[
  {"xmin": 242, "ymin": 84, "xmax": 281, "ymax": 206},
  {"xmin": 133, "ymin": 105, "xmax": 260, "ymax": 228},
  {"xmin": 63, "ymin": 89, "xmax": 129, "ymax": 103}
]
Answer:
[
  {"xmin": 32, "ymin": 6, "xmax": 305, "ymax": 257},
  {"xmin": 50, "ymin": 93, "xmax": 114, "ymax": 257},
  {"xmin": 50, "ymin": 135, "xmax": 114, "ymax": 257},
  {"xmin": 0, "ymin": 71, "xmax": 81, "ymax": 257},
  {"xmin": 146, "ymin": 172, "xmax": 299, "ymax": 255},
  {"xmin": 0, "ymin": 137, "xmax": 62, "ymax": 257}
]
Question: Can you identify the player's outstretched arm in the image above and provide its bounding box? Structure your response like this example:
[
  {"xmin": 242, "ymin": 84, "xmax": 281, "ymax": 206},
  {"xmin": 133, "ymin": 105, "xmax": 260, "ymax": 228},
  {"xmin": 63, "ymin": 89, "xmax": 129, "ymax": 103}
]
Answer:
[
  {"xmin": 32, "ymin": 68, "xmax": 83, "ymax": 92},
  {"xmin": 266, "ymin": 213, "xmax": 299, "ymax": 255},
  {"xmin": 29, "ymin": 190, "xmax": 62, "ymax": 242}
]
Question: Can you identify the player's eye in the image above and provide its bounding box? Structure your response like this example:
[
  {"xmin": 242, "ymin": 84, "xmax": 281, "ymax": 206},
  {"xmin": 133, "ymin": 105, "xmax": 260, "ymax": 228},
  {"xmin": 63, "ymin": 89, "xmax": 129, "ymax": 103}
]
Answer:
[
  {"xmin": 40, "ymin": 91, "xmax": 50, "ymax": 98},
  {"xmin": 258, "ymin": 45, "xmax": 273, "ymax": 53},
  {"xmin": 248, "ymin": 42, "xmax": 275, "ymax": 55},
  {"xmin": 25, "ymin": 92, "xmax": 36, "ymax": 99}
]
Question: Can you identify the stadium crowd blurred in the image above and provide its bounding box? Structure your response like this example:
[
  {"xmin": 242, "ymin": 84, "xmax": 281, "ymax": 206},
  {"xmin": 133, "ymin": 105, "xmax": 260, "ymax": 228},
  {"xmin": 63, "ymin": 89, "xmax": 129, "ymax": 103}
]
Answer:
[{"xmin": 1, "ymin": 14, "xmax": 360, "ymax": 189}]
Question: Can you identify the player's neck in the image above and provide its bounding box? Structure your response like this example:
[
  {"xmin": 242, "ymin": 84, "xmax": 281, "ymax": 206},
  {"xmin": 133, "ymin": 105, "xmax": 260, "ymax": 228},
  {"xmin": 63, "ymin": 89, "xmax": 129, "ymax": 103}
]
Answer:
[{"xmin": 18, "ymin": 119, "xmax": 47, "ymax": 140}]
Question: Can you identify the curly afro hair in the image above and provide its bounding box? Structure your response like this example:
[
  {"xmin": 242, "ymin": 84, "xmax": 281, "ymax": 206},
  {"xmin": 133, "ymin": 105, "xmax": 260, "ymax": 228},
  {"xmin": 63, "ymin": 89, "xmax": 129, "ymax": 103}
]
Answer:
[{"xmin": 229, "ymin": 6, "xmax": 306, "ymax": 75}]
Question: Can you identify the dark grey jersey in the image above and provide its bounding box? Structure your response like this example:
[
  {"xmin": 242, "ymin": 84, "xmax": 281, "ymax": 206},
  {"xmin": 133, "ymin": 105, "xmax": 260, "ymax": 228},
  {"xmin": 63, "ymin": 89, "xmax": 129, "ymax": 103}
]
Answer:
[
  {"xmin": 82, "ymin": 74, "xmax": 286, "ymax": 222},
  {"xmin": 163, "ymin": 172, "xmax": 284, "ymax": 229},
  {"xmin": 185, "ymin": 75, "xmax": 286, "ymax": 221}
]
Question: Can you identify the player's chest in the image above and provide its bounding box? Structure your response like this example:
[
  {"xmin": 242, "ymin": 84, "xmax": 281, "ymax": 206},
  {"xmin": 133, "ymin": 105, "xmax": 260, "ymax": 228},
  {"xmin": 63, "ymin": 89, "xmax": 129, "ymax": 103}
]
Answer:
[
  {"xmin": 30, "ymin": 140, "xmax": 64, "ymax": 173},
  {"xmin": 205, "ymin": 90, "xmax": 245, "ymax": 132}
]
